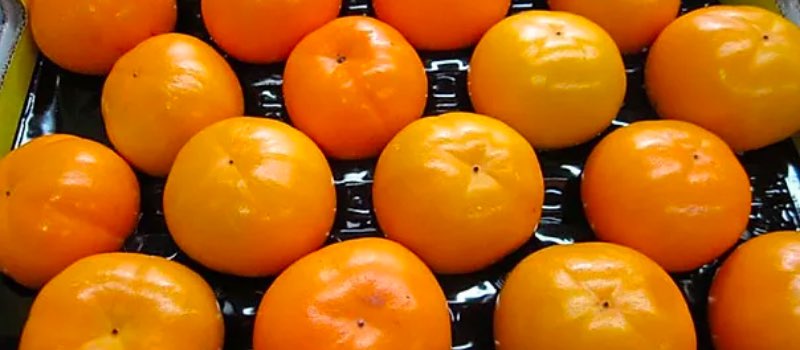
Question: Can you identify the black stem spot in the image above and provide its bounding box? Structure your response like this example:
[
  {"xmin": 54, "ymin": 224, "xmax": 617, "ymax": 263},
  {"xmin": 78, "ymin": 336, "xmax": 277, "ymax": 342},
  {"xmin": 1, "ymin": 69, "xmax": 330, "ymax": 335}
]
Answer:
[
  {"xmin": 472, "ymin": 165, "xmax": 480, "ymax": 174},
  {"xmin": 357, "ymin": 319, "xmax": 365, "ymax": 328},
  {"xmin": 111, "ymin": 328, "xmax": 119, "ymax": 336},
  {"xmin": 555, "ymin": 31, "xmax": 563, "ymax": 36},
  {"xmin": 336, "ymin": 55, "xmax": 347, "ymax": 64},
  {"xmin": 4, "ymin": 191, "xmax": 9, "ymax": 197},
  {"xmin": 602, "ymin": 301, "xmax": 610, "ymax": 309},
  {"xmin": 228, "ymin": 159, "xmax": 234, "ymax": 165},
  {"xmin": 763, "ymin": 34, "xmax": 770, "ymax": 41}
]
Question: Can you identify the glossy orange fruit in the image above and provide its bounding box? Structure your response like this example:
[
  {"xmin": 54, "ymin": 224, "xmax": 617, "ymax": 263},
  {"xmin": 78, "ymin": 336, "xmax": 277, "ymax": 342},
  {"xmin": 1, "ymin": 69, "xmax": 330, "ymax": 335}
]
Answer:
[
  {"xmin": 582, "ymin": 120, "xmax": 752, "ymax": 272},
  {"xmin": 548, "ymin": 0, "xmax": 680, "ymax": 54},
  {"xmin": 202, "ymin": 0, "xmax": 340, "ymax": 63},
  {"xmin": 495, "ymin": 242, "xmax": 696, "ymax": 350},
  {"xmin": 20, "ymin": 253, "xmax": 223, "ymax": 350},
  {"xmin": 0, "ymin": 134, "xmax": 139, "ymax": 289},
  {"xmin": 283, "ymin": 16, "xmax": 428, "ymax": 159},
  {"xmin": 373, "ymin": 0, "xmax": 511, "ymax": 50},
  {"xmin": 709, "ymin": 231, "xmax": 800, "ymax": 350},
  {"xmin": 469, "ymin": 11, "xmax": 626, "ymax": 149},
  {"xmin": 163, "ymin": 117, "xmax": 336, "ymax": 277},
  {"xmin": 646, "ymin": 6, "xmax": 800, "ymax": 151},
  {"xmin": 102, "ymin": 33, "xmax": 244, "ymax": 177},
  {"xmin": 253, "ymin": 238, "xmax": 451, "ymax": 350},
  {"xmin": 31, "ymin": 0, "xmax": 176, "ymax": 75},
  {"xmin": 373, "ymin": 112, "xmax": 544, "ymax": 274}
]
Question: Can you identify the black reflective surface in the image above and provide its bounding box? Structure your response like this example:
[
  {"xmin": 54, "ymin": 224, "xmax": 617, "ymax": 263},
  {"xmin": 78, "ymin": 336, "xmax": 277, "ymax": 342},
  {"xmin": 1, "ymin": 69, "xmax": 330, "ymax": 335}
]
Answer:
[{"xmin": 3, "ymin": 1, "xmax": 800, "ymax": 349}]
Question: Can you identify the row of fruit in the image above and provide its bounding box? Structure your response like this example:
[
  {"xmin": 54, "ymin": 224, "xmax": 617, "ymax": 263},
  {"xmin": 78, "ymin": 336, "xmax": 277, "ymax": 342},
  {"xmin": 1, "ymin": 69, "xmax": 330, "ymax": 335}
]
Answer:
[{"xmin": 1, "ymin": 0, "xmax": 799, "ymax": 349}]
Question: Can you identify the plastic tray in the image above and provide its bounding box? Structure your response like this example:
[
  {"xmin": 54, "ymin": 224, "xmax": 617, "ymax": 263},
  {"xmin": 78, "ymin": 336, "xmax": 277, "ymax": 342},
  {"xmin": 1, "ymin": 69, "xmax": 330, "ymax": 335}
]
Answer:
[{"xmin": 3, "ymin": 0, "xmax": 800, "ymax": 349}]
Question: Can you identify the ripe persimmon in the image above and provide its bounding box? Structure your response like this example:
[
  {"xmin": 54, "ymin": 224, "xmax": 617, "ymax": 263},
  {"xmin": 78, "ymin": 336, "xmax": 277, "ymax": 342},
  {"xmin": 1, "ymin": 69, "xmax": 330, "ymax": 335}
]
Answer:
[
  {"xmin": 709, "ymin": 231, "xmax": 800, "ymax": 350},
  {"xmin": 496, "ymin": 242, "xmax": 696, "ymax": 350},
  {"xmin": 102, "ymin": 33, "xmax": 244, "ymax": 177},
  {"xmin": 20, "ymin": 253, "xmax": 223, "ymax": 350},
  {"xmin": 373, "ymin": 112, "xmax": 544, "ymax": 274},
  {"xmin": 646, "ymin": 5, "xmax": 800, "ymax": 151},
  {"xmin": 31, "ymin": 0, "xmax": 176, "ymax": 75},
  {"xmin": 582, "ymin": 120, "xmax": 752, "ymax": 272},
  {"xmin": 373, "ymin": 0, "xmax": 510, "ymax": 50},
  {"xmin": 548, "ymin": 0, "xmax": 680, "ymax": 54},
  {"xmin": 469, "ymin": 11, "xmax": 626, "ymax": 149},
  {"xmin": 0, "ymin": 134, "xmax": 139, "ymax": 289},
  {"xmin": 164, "ymin": 117, "xmax": 336, "ymax": 277},
  {"xmin": 202, "ymin": 0, "xmax": 340, "ymax": 63},
  {"xmin": 253, "ymin": 238, "xmax": 451, "ymax": 350},
  {"xmin": 283, "ymin": 16, "xmax": 427, "ymax": 159}
]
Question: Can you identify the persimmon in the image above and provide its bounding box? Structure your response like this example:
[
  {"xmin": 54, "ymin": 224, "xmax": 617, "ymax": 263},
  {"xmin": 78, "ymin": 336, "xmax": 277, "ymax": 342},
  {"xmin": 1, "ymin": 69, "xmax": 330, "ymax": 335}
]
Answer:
[
  {"xmin": 548, "ymin": 0, "xmax": 680, "ymax": 53},
  {"xmin": 163, "ymin": 117, "xmax": 336, "ymax": 277},
  {"xmin": 0, "ymin": 134, "xmax": 139, "ymax": 289},
  {"xmin": 709, "ymin": 231, "xmax": 800, "ymax": 350},
  {"xmin": 373, "ymin": 112, "xmax": 544, "ymax": 274},
  {"xmin": 253, "ymin": 238, "xmax": 451, "ymax": 350},
  {"xmin": 373, "ymin": 0, "xmax": 510, "ymax": 50},
  {"xmin": 582, "ymin": 120, "xmax": 751, "ymax": 272},
  {"xmin": 30, "ymin": 0, "xmax": 176, "ymax": 75},
  {"xmin": 202, "ymin": 0, "xmax": 340, "ymax": 63},
  {"xmin": 469, "ymin": 11, "xmax": 626, "ymax": 149},
  {"xmin": 102, "ymin": 33, "xmax": 244, "ymax": 176},
  {"xmin": 20, "ymin": 253, "xmax": 224, "ymax": 350},
  {"xmin": 283, "ymin": 16, "xmax": 427, "ymax": 159},
  {"xmin": 496, "ymin": 242, "xmax": 696, "ymax": 350},
  {"xmin": 646, "ymin": 5, "xmax": 800, "ymax": 151}
]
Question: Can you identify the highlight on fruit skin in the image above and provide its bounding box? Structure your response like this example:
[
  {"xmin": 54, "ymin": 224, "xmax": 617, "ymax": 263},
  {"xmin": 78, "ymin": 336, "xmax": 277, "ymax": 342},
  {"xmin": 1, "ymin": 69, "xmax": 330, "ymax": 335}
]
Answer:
[
  {"xmin": 0, "ymin": 134, "xmax": 140, "ymax": 289},
  {"xmin": 469, "ymin": 10, "xmax": 627, "ymax": 149},
  {"xmin": 495, "ymin": 242, "xmax": 697, "ymax": 350},
  {"xmin": 548, "ymin": 0, "xmax": 681, "ymax": 54},
  {"xmin": 646, "ymin": 5, "xmax": 800, "ymax": 151},
  {"xmin": 163, "ymin": 117, "xmax": 336, "ymax": 277},
  {"xmin": 709, "ymin": 231, "xmax": 800, "ymax": 350},
  {"xmin": 373, "ymin": 112, "xmax": 544, "ymax": 274},
  {"xmin": 30, "ymin": 0, "xmax": 177, "ymax": 75},
  {"xmin": 581, "ymin": 120, "xmax": 752, "ymax": 272},
  {"xmin": 19, "ymin": 253, "xmax": 224, "ymax": 350},
  {"xmin": 253, "ymin": 238, "xmax": 452, "ymax": 350}
]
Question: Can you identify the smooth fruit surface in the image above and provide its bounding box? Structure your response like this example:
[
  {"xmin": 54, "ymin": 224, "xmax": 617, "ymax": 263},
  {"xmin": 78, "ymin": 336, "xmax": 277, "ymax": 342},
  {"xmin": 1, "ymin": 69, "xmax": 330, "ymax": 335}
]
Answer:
[
  {"xmin": 495, "ymin": 242, "xmax": 696, "ymax": 350},
  {"xmin": 31, "ymin": 0, "xmax": 176, "ymax": 75},
  {"xmin": 19, "ymin": 253, "xmax": 224, "ymax": 350},
  {"xmin": 373, "ymin": 0, "xmax": 511, "ymax": 50},
  {"xmin": 646, "ymin": 5, "xmax": 800, "ymax": 151},
  {"xmin": 373, "ymin": 112, "xmax": 544, "ymax": 274},
  {"xmin": 469, "ymin": 11, "xmax": 626, "ymax": 149},
  {"xmin": 709, "ymin": 231, "xmax": 800, "ymax": 350},
  {"xmin": 202, "ymin": 0, "xmax": 340, "ymax": 63},
  {"xmin": 582, "ymin": 120, "xmax": 751, "ymax": 272},
  {"xmin": 284, "ymin": 16, "xmax": 428, "ymax": 159},
  {"xmin": 253, "ymin": 238, "xmax": 451, "ymax": 350},
  {"xmin": 0, "ymin": 134, "xmax": 139, "ymax": 289},
  {"xmin": 548, "ymin": 0, "xmax": 680, "ymax": 53},
  {"xmin": 102, "ymin": 33, "xmax": 244, "ymax": 176},
  {"xmin": 164, "ymin": 117, "xmax": 336, "ymax": 277}
]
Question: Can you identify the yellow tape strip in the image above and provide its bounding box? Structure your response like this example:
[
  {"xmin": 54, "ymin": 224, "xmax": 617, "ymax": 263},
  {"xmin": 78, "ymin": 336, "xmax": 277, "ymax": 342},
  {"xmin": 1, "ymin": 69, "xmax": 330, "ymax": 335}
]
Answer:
[{"xmin": 0, "ymin": 0, "xmax": 36, "ymax": 156}]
